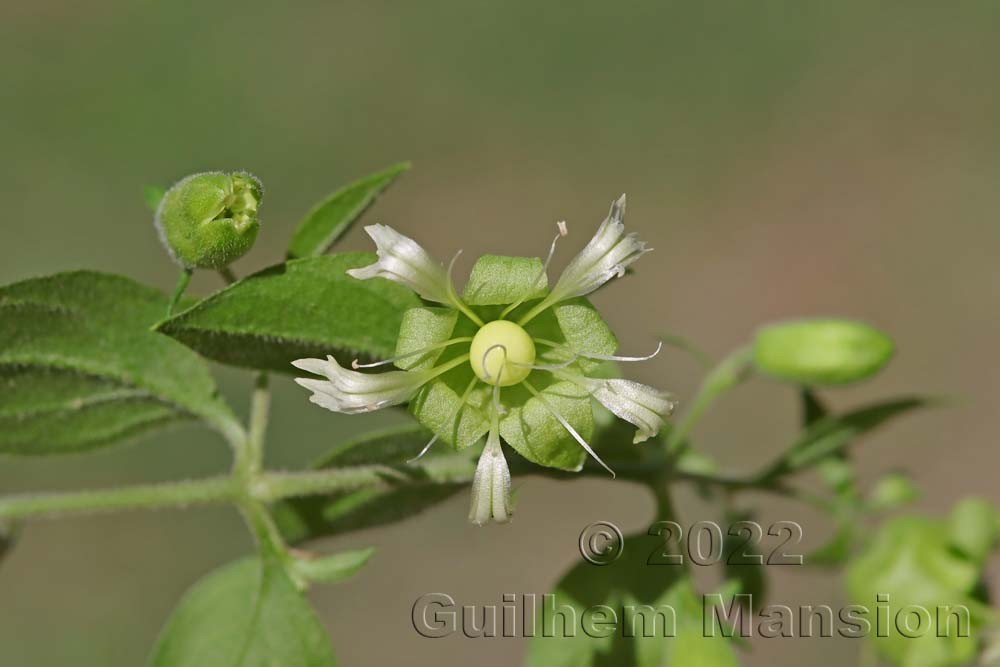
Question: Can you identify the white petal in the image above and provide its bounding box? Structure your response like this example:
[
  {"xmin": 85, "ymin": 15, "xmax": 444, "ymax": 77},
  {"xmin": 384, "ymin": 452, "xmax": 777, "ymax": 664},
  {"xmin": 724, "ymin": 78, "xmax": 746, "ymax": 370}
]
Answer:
[
  {"xmin": 292, "ymin": 354, "xmax": 428, "ymax": 415},
  {"xmin": 468, "ymin": 431, "xmax": 512, "ymax": 525},
  {"xmin": 549, "ymin": 195, "xmax": 651, "ymax": 301},
  {"xmin": 588, "ymin": 378, "xmax": 675, "ymax": 444},
  {"xmin": 346, "ymin": 224, "xmax": 451, "ymax": 303}
]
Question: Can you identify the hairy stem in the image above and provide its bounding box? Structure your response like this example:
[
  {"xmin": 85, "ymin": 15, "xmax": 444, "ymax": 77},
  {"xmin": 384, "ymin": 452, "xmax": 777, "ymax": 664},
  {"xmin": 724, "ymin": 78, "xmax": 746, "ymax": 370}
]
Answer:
[{"xmin": 0, "ymin": 477, "xmax": 239, "ymax": 520}]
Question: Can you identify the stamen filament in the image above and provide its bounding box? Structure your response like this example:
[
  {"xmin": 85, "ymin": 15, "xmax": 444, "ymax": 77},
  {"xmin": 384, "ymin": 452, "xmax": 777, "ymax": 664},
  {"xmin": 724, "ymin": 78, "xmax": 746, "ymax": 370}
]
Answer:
[
  {"xmin": 532, "ymin": 339, "xmax": 662, "ymax": 362},
  {"xmin": 499, "ymin": 223, "xmax": 566, "ymax": 320},
  {"xmin": 446, "ymin": 250, "xmax": 485, "ymax": 327},
  {"xmin": 408, "ymin": 375, "xmax": 479, "ymax": 463},
  {"xmin": 522, "ymin": 379, "xmax": 615, "ymax": 477},
  {"xmin": 352, "ymin": 337, "xmax": 473, "ymax": 369}
]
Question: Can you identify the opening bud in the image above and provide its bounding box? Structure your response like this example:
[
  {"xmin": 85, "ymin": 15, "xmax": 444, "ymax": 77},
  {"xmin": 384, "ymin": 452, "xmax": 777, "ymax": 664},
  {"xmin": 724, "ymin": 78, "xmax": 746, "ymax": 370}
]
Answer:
[{"xmin": 154, "ymin": 171, "xmax": 262, "ymax": 269}]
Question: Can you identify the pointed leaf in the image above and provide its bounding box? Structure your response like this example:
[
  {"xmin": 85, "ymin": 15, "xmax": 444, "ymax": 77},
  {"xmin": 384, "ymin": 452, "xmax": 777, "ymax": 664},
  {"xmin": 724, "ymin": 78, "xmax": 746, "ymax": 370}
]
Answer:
[
  {"xmin": 287, "ymin": 162, "xmax": 410, "ymax": 259},
  {"xmin": 0, "ymin": 272, "xmax": 234, "ymax": 454},
  {"xmin": 150, "ymin": 557, "xmax": 336, "ymax": 667},
  {"xmin": 156, "ymin": 253, "xmax": 420, "ymax": 373},
  {"xmin": 770, "ymin": 397, "xmax": 931, "ymax": 475}
]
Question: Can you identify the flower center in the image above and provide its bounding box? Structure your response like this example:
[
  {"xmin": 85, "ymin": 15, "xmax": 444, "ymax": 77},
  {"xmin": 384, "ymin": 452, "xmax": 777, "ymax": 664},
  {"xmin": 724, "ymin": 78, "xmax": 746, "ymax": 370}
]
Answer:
[{"xmin": 470, "ymin": 320, "xmax": 536, "ymax": 387}]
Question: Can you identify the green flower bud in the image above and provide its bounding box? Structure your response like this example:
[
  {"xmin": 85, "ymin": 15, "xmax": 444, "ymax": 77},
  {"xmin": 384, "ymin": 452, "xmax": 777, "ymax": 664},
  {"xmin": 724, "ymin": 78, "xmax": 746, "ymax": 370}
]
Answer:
[
  {"xmin": 947, "ymin": 497, "xmax": 999, "ymax": 564},
  {"xmin": 867, "ymin": 471, "xmax": 920, "ymax": 510},
  {"xmin": 752, "ymin": 318, "xmax": 894, "ymax": 386},
  {"xmin": 154, "ymin": 171, "xmax": 262, "ymax": 269}
]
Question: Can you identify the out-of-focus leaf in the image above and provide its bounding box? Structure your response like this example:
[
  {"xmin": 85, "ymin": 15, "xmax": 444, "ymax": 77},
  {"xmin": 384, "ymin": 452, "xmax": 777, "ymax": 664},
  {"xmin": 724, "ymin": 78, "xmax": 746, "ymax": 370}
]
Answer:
[
  {"xmin": 800, "ymin": 388, "xmax": 827, "ymax": 426},
  {"xmin": 767, "ymin": 397, "xmax": 931, "ymax": 476},
  {"xmin": 807, "ymin": 521, "xmax": 855, "ymax": 566},
  {"xmin": 275, "ymin": 425, "xmax": 474, "ymax": 543},
  {"xmin": 527, "ymin": 531, "xmax": 739, "ymax": 667},
  {"xmin": 287, "ymin": 162, "xmax": 410, "ymax": 259},
  {"xmin": 947, "ymin": 497, "xmax": 999, "ymax": 565},
  {"xmin": 867, "ymin": 471, "xmax": 921, "ymax": 511},
  {"xmin": 156, "ymin": 253, "xmax": 420, "ymax": 373},
  {"xmin": 847, "ymin": 510, "xmax": 992, "ymax": 667},
  {"xmin": 0, "ymin": 272, "xmax": 233, "ymax": 454},
  {"xmin": 722, "ymin": 513, "xmax": 767, "ymax": 608},
  {"xmin": 292, "ymin": 547, "xmax": 375, "ymax": 585},
  {"xmin": 149, "ymin": 557, "xmax": 336, "ymax": 667}
]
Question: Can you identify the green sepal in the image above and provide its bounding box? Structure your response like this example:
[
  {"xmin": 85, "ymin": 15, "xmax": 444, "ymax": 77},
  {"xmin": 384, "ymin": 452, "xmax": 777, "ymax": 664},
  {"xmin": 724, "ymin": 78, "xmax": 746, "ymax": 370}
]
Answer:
[
  {"xmin": 499, "ymin": 380, "xmax": 591, "ymax": 471},
  {"xmin": 393, "ymin": 306, "xmax": 458, "ymax": 371},
  {"xmin": 409, "ymin": 374, "xmax": 491, "ymax": 450},
  {"xmin": 463, "ymin": 255, "xmax": 548, "ymax": 306}
]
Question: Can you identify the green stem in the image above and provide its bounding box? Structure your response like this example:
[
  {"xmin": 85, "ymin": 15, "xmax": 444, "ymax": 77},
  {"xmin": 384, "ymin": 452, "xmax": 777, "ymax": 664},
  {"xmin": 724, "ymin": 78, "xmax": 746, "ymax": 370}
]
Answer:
[
  {"xmin": 664, "ymin": 344, "xmax": 754, "ymax": 453},
  {"xmin": 218, "ymin": 266, "xmax": 238, "ymax": 285},
  {"xmin": 243, "ymin": 373, "xmax": 270, "ymax": 477},
  {"xmin": 0, "ymin": 477, "xmax": 239, "ymax": 520},
  {"xmin": 166, "ymin": 268, "xmax": 192, "ymax": 317}
]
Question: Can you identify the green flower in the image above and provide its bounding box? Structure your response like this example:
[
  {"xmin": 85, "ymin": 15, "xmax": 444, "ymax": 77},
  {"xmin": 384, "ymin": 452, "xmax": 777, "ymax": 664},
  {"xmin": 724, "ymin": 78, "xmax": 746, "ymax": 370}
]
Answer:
[{"xmin": 293, "ymin": 195, "xmax": 673, "ymax": 525}]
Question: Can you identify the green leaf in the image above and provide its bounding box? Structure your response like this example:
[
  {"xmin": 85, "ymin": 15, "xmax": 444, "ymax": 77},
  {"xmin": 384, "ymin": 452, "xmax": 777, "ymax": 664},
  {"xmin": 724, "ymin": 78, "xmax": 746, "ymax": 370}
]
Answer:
[
  {"xmin": 287, "ymin": 162, "xmax": 410, "ymax": 259},
  {"xmin": 275, "ymin": 425, "xmax": 474, "ymax": 543},
  {"xmin": 770, "ymin": 397, "xmax": 931, "ymax": 475},
  {"xmin": 156, "ymin": 253, "xmax": 420, "ymax": 373},
  {"xmin": 0, "ymin": 272, "xmax": 234, "ymax": 454},
  {"xmin": 527, "ymin": 532, "xmax": 738, "ymax": 667},
  {"xmin": 462, "ymin": 255, "xmax": 547, "ymax": 306},
  {"xmin": 847, "ymin": 513, "xmax": 988, "ymax": 667},
  {"xmin": 947, "ymin": 498, "xmax": 999, "ymax": 564},
  {"xmin": 150, "ymin": 557, "xmax": 336, "ymax": 667},
  {"xmin": 292, "ymin": 547, "xmax": 375, "ymax": 585},
  {"xmin": 800, "ymin": 388, "xmax": 827, "ymax": 426},
  {"xmin": 499, "ymin": 381, "xmax": 591, "ymax": 471}
]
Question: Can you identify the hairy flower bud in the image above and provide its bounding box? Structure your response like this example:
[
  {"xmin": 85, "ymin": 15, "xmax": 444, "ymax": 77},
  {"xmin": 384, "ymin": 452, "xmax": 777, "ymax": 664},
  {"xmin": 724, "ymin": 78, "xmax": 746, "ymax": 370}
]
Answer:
[{"xmin": 154, "ymin": 171, "xmax": 262, "ymax": 269}]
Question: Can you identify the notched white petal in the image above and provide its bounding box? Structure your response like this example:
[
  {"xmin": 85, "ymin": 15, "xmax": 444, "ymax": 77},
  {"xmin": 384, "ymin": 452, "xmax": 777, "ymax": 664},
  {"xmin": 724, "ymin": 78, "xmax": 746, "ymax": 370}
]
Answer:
[
  {"xmin": 468, "ymin": 431, "xmax": 512, "ymax": 526},
  {"xmin": 346, "ymin": 224, "xmax": 451, "ymax": 303},
  {"xmin": 587, "ymin": 378, "xmax": 675, "ymax": 444},
  {"xmin": 292, "ymin": 354, "xmax": 428, "ymax": 415},
  {"xmin": 550, "ymin": 194, "xmax": 651, "ymax": 301}
]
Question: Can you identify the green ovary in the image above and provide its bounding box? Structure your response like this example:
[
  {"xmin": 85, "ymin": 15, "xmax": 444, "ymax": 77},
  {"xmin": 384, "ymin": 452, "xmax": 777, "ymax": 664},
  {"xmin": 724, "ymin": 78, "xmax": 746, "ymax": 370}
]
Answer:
[{"xmin": 469, "ymin": 320, "xmax": 536, "ymax": 387}]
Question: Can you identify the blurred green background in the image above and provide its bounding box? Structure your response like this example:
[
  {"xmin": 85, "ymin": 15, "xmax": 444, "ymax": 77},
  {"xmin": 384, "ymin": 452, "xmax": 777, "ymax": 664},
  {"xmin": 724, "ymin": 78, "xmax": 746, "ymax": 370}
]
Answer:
[{"xmin": 2, "ymin": 1, "xmax": 999, "ymax": 664}]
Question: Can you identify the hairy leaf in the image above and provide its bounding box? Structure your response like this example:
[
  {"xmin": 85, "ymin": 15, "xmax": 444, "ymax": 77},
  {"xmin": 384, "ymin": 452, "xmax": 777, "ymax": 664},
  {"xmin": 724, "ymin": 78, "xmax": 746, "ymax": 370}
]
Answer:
[
  {"xmin": 287, "ymin": 162, "xmax": 410, "ymax": 259},
  {"xmin": 156, "ymin": 253, "xmax": 420, "ymax": 373},
  {"xmin": 149, "ymin": 558, "xmax": 336, "ymax": 667},
  {"xmin": 0, "ymin": 272, "xmax": 233, "ymax": 454},
  {"xmin": 275, "ymin": 425, "xmax": 474, "ymax": 543}
]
